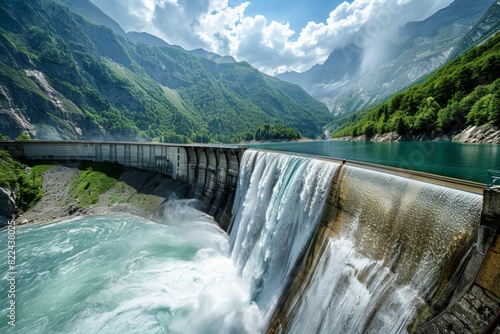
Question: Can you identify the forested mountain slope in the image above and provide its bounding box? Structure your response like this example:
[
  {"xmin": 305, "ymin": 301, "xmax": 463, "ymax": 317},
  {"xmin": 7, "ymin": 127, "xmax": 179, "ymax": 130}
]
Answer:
[
  {"xmin": 0, "ymin": 0, "xmax": 332, "ymax": 142},
  {"xmin": 331, "ymin": 31, "xmax": 500, "ymax": 140}
]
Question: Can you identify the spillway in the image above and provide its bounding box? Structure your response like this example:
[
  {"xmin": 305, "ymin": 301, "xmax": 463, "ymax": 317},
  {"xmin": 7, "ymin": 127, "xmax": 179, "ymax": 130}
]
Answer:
[
  {"xmin": 228, "ymin": 150, "xmax": 339, "ymax": 325},
  {"xmin": 229, "ymin": 150, "xmax": 483, "ymax": 333},
  {"xmin": 269, "ymin": 165, "xmax": 482, "ymax": 333}
]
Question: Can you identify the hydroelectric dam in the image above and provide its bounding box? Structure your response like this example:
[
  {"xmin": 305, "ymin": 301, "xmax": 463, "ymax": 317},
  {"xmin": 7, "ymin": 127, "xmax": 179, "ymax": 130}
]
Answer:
[{"xmin": 1, "ymin": 140, "xmax": 499, "ymax": 333}]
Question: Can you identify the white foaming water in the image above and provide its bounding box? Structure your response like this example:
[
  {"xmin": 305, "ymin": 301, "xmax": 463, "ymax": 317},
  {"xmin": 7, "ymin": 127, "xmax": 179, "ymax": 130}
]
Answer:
[
  {"xmin": 229, "ymin": 150, "xmax": 339, "ymax": 326},
  {"xmin": 0, "ymin": 200, "xmax": 262, "ymax": 334}
]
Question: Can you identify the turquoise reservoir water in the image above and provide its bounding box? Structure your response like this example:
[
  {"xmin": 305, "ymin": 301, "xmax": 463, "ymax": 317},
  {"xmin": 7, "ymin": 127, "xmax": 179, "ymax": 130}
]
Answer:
[{"xmin": 250, "ymin": 141, "xmax": 500, "ymax": 183}]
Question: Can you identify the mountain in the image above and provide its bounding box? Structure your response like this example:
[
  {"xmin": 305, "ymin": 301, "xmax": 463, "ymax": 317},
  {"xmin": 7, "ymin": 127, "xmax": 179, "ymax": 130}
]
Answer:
[
  {"xmin": 188, "ymin": 49, "xmax": 237, "ymax": 64},
  {"xmin": 277, "ymin": 46, "xmax": 361, "ymax": 98},
  {"xmin": 277, "ymin": 0, "xmax": 496, "ymax": 117},
  {"xmin": 56, "ymin": 2, "xmax": 237, "ymax": 65},
  {"xmin": 330, "ymin": 30, "xmax": 500, "ymax": 140},
  {"xmin": 53, "ymin": 0, "xmax": 125, "ymax": 37},
  {"xmin": 126, "ymin": 31, "xmax": 172, "ymax": 48},
  {"xmin": 450, "ymin": 0, "xmax": 500, "ymax": 58},
  {"xmin": 0, "ymin": 0, "xmax": 331, "ymax": 142},
  {"xmin": 126, "ymin": 32, "xmax": 236, "ymax": 64}
]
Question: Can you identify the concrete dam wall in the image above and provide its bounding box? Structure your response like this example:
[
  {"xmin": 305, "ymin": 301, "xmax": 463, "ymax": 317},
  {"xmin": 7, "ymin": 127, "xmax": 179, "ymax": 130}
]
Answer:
[
  {"xmin": 2, "ymin": 140, "xmax": 245, "ymax": 230},
  {"xmin": 2, "ymin": 140, "xmax": 499, "ymax": 333}
]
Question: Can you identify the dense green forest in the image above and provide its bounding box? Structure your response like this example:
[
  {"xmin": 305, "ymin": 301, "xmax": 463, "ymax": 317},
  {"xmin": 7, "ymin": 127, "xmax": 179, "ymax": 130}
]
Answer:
[
  {"xmin": 331, "ymin": 32, "xmax": 500, "ymax": 138},
  {"xmin": 0, "ymin": 0, "xmax": 331, "ymax": 143},
  {"xmin": 159, "ymin": 123, "xmax": 301, "ymax": 143}
]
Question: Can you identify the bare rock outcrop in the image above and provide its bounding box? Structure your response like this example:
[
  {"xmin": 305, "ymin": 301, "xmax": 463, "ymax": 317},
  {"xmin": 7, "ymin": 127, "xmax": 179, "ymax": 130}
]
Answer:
[
  {"xmin": 453, "ymin": 124, "xmax": 500, "ymax": 144},
  {"xmin": 0, "ymin": 187, "xmax": 16, "ymax": 227},
  {"xmin": 337, "ymin": 124, "xmax": 500, "ymax": 144}
]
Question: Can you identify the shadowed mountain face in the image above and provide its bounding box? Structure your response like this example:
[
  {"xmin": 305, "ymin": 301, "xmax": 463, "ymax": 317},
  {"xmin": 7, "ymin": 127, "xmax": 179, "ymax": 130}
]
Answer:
[
  {"xmin": 0, "ymin": 0, "xmax": 331, "ymax": 142},
  {"xmin": 53, "ymin": 0, "xmax": 126, "ymax": 37},
  {"xmin": 277, "ymin": 0, "xmax": 497, "ymax": 117}
]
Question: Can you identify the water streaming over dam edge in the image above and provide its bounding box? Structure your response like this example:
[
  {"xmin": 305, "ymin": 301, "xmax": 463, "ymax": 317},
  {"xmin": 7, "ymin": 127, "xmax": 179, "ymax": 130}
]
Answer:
[{"xmin": 1, "ymin": 140, "xmax": 498, "ymax": 332}]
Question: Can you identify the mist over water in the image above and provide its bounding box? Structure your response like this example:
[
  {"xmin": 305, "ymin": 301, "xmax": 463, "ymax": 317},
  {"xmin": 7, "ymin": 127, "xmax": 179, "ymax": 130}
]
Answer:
[{"xmin": 0, "ymin": 201, "xmax": 262, "ymax": 334}]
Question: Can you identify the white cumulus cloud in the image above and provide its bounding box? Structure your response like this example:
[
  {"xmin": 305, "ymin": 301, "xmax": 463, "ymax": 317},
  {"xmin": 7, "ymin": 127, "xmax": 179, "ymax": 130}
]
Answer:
[{"xmin": 90, "ymin": 0, "xmax": 454, "ymax": 75}]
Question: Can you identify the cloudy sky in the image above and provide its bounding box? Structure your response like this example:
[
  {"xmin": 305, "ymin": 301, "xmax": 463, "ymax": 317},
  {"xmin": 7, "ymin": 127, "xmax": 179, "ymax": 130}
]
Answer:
[{"xmin": 89, "ymin": 0, "xmax": 454, "ymax": 75}]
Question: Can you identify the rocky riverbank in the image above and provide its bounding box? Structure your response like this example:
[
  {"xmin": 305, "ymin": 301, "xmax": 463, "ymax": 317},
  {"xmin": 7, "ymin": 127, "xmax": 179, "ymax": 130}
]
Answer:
[
  {"xmin": 10, "ymin": 163, "xmax": 191, "ymax": 226},
  {"xmin": 336, "ymin": 124, "xmax": 500, "ymax": 143},
  {"xmin": 453, "ymin": 124, "xmax": 500, "ymax": 144}
]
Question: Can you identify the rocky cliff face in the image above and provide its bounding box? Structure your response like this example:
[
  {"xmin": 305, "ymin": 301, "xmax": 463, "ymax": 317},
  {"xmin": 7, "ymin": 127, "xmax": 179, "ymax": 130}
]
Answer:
[
  {"xmin": 0, "ymin": 187, "xmax": 16, "ymax": 227},
  {"xmin": 0, "ymin": 67, "xmax": 106, "ymax": 140}
]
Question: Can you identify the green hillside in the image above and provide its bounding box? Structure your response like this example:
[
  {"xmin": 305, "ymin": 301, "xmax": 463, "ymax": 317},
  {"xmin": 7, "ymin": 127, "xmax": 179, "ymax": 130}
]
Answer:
[
  {"xmin": 0, "ymin": 0, "xmax": 331, "ymax": 143},
  {"xmin": 331, "ymin": 32, "xmax": 500, "ymax": 139}
]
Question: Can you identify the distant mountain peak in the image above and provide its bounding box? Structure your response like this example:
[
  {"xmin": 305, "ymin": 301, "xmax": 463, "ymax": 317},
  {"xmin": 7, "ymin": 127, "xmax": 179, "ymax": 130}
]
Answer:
[
  {"xmin": 53, "ymin": 0, "xmax": 126, "ymax": 36},
  {"xmin": 277, "ymin": 0, "xmax": 496, "ymax": 116}
]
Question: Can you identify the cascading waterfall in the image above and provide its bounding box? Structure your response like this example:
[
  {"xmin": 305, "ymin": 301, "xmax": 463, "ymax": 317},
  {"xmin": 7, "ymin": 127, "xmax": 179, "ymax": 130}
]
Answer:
[
  {"xmin": 277, "ymin": 165, "xmax": 483, "ymax": 334},
  {"xmin": 229, "ymin": 150, "xmax": 339, "ymax": 326}
]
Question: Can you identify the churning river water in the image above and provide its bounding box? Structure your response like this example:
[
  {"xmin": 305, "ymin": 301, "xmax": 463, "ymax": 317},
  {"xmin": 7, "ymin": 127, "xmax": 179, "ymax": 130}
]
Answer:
[{"xmin": 0, "ymin": 202, "xmax": 262, "ymax": 334}]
